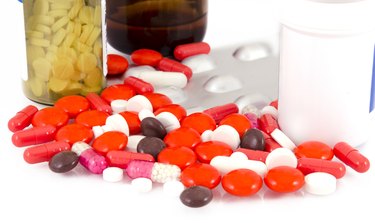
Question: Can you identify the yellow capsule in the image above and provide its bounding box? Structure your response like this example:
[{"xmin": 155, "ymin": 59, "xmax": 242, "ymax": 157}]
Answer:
[
  {"xmin": 48, "ymin": 77, "xmax": 70, "ymax": 93},
  {"xmin": 52, "ymin": 59, "xmax": 75, "ymax": 79},
  {"xmin": 32, "ymin": 58, "xmax": 51, "ymax": 81},
  {"xmin": 77, "ymin": 53, "xmax": 97, "ymax": 73}
]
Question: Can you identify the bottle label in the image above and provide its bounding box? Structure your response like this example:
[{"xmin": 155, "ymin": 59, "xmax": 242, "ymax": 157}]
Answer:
[{"xmin": 371, "ymin": 44, "xmax": 375, "ymax": 113}]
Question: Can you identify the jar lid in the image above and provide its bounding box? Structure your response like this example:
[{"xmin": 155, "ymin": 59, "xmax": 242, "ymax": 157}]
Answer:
[{"xmin": 281, "ymin": 0, "xmax": 375, "ymax": 35}]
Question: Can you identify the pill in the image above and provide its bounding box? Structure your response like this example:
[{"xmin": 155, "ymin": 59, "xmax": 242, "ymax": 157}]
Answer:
[
  {"xmin": 194, "ymin": 141, "xmax": 233, "ymax": 164},
  {"xmin": 241, "ymin": 104, "xmax": 260, "ymax": 117},
  {"xmin": 157, "ymin": 58, "xmax": 193, "ymax": 80},
  {"xmin": 103, "ymin": 167, "xmax": 124, "ymax": 183},
  {"xmin": 138, "ymin": 109, "xmax": 156, "ymax": 121},
  {"xmin": 33, "ymin": 0, "xmax": 49, "ymax": 15},
  {"xmin": 124, "ymin": 76, "xmax": 154, "ymax": 95},
  {"xmin": 295, "ymin": 141, "xmax": 334, "ymax": 160},
  {"xmin": 203, "ymin": 103, "xmax": 239, "ymax": 124},
  {"xmin": 154, "ymin": 104, "xmax": 187, "ymax": 122},
  {"xmin": 137, "ymin": 137, "xmax": 166, "ymax": 160},
  {"xmin": 155, "ymin": 112, "xmax": 180, "ymax": 132},
  {"xmin": 201, "ymin": 130, "xmax": 213, "ymax": 142},
  {"xmin": 71, "ymin": 141, "xmax": 92, "ymax": 156},
  {"xmin": 75, "ymin": 110, "xmax": 109, "ymax": 128},
  {"xmin": 210, "ymin": 153, "xmax": 267, "ymax": 177},
  {"xmin": 210, "ymin": 125, "xmax": 240, "ymax": 150},
  {"xmin": 243, "ymin": 113, "xmax": 259, "ymax": 129},
  {"xmin": 125, "ymin": 65, "xmax": 155, "ymax": 78},
  {"xmin": 32, "ymin": 58, "xmax": 51, "ymax": 81},
  {"xmin": 180, "ymin": 186, "xmax": 213, "ymax": 208},
  {"xmin": 130, "ymin": 178, "xmax": 153, "ymax": 194},
  {"xmin": 157, "ymin": 146, "xmax": 196, "ymax": 170},
  {"xmin": 126, "ymin": 95, "xmax": 153, "ymax": 113},
  {"xmin": 24, "ymin": 141, "xmax": 71, "ymax": 164},
  {"xmin": 304, "ymin": 172, "xmax": 337, "ymax": 196},
  {"xmin": 164, "ymin": 127, "xmax": 201, "ymax": 149},
  {"xmin": 265, "ymin": 138, "xmax": 282, "ymax": 152},
  {"xmin": 174, "ymin": 42, "xmax": 211, "ymax": 61},
  {"xmin": 265, "ymin": 148, "xmax": 298, "ymax": 169},
  {"xmin": 333, "ymin": 142, "xmax": 370, "ymax": 173},
  {"xmin": 234, "ymin": 93, "xmax": 271, "ymax": 113},
  {"xmin": 233, "ymin": 44, "xmax": 271, "ymax": 61},
  {"xmin": 141, "ymin": 117, "xmax": 167, "ymax": 139},
  {"xmin": 100, "ymin": 84, "xmax": 136, "ymax": 104},
  {"xmin": 92, "ymin": 131, "xmax": 128, "ymax": 156},
  {"xmin": 32, "ymin": 107, "xmax": 69, "ymax": 128},
  {"xmin": 12, "ymin": 125, "xmax": 57, "ymax": 147},
  {"xmin": 105, "ymin": 114, "xmax": 130, "ymax": 136},
  {"xmin": 126, "ymin": 135, "xmax": 146, "ymax": 152},
  {"xmin": 204, "ymin": 75, "xmax": 242, "ymax": 93},
  {"xmin": 240, "ymin": 129, "xmax": 265, "ymax": 151},
  {"xmin": 264, "ymin": 166, "xmax": 305, "ymax": 193},
  {"xmin": 181, "ymin": 54, "xmax": 216, "ymax": 74},
  {"xmin": 181, "ymin": 112, "xmax": 216, "ymax": 135},
  {"xmin": 219, "ymin": 113, "xmax": 251, "ymax": 137},
  {"xmin": 222, "ymin": 169, "xmax": 263, "ymax": 197},
  {"xmin": 297, "ymin": 158, "xmax": 346, "ymax": 179},
  {"xmin": 237, "ymin": 148, "xmax": 269, "ymax": 163},
  {"xmin": 138, "ymin": 71, "xmax": 188, "ymax": 88},
  {"xmin": 111, "ymin": 99, "xmax": 128, "ymax": 114},
  {"xmin": 49, "ymin": 151, "xmax": 79, "ymax": 173},
  {"xmin": 271, "ymin": 129, "xmax": 296, "ymax": 151},
  {"xmin": 8, "ymin": 105, "xmax": 38, "ymax": 132},
  {"xmin": 163, "ymin": 180, "xmax": 185, "ymax": 197},
  {"xmin": 106, "ymin": 150, "xmax": 154, "ymax": 169},
  {"xmin": 131, "ymin": 49, "xmax": 163, "ymax": 67},
  {"xmin": 143, "ymin": 93, "xmax": 172, "ymax": 111},
  {"xmin": 80, "ymin": 148, "xmax": 108, "ymax": 174},
  {"xmin": 260, "ymin": 105, "xmax": 279, "ymax": 120},
  {"xmin": 258, "ymin": 114, "xmax": 279, "ymax": 135},
  {"xmin": 107, "ymin": 54, "xmax": 129, "ymax": 76},
  {"xmin": 180, "ymin": 163, "xmax": 221, "ymax": 189},
  {"xmin": 119, "ymin": 111, "xmax": 141, "ymax": 135},
  {"xmin": 55, "ymin": 123, "xmax": 93, "ymax": 145},
  {"xmin": 86, "ymin": 92, "xmax": 113, "ymax": 114},
  {"xmin": 54, "ymin": 95, "xmax": 90, "ymax": 118},
  {"xmin": 126, "ymin": 160, "xmax": 181, "ymax": 183}
]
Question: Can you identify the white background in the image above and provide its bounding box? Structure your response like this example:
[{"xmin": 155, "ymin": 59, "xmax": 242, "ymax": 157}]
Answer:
[{"xmin": 1, "ymin": 0, "xmax": 374, "ymax": 222}]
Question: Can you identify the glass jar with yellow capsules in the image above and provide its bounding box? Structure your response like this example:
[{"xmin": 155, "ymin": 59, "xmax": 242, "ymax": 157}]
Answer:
[{"xmin": 22, "ymin": 0, "xmax": 106, "ymax": 104}]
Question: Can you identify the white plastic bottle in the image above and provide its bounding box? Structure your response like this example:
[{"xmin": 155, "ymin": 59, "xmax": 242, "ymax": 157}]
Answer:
[{"xmin": 278, "ymin": 0, "xmax": 375, "ymax": 147}]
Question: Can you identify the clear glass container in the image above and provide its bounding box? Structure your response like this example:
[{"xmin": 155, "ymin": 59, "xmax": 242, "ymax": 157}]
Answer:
[
  {"xmin": 22, "ymin": 0, "xmax": 105, "ymax": 105},
  {"xmin": 106, "ymin": 0, "xmax": 208, "ymax": 56}
]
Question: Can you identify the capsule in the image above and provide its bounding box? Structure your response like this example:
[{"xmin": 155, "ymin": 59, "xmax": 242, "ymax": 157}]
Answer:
[
  {"xmin": 106, "ymin": 150, "xmax": 155, "ymax": 169},
  {"xmin": 174, "ymin": 42, "xmax": 211, "ymax": 61},
  {"xmin": 124, "ymin": 76, "xmax": 154, "ymax": 94},
  {"xmin": 80, "ymin": 148, "xmax": 108, "ymax": 174},
  {"xmin": 126, "ymin": 160, "xmax": 181, "ymax": 183},
  {"xmin": 157, "ymin": 58, "xmax": 193, "ymax": 80},
  {"xmin": 258, "ymin": 114, "xmax": 279, "ymax": 135},
  {"xmin": 8, "ymin": 105, "xmax": 38, "ymax": 132},
  {"xmin": 237, "ymin": 148, "xmax": 269, "ymax": 163},
  {"xmin": 86, "ymin": 93, "xmax": 113, "ymax": 114},
  {"xmin": 12, "ymin": 125, "xmax": 57, "ymax": 147},
  {"xmin": 23, "ymin": 141, "xmax": 71, "ymax": 164},
  {"xmin": 264, "ymin": 138, "xmax": 282, "ymax": 152},
  {"xmin": 297, "ymin": 157, "xmax": 346, "ymax": 179},
  {"xmin": 203, "ymin": 103, "xmax": 239, "ymax": 124},
  {"xmin": 333, "ymin": 142, "xmax": 370, "ymax": 173},
  {"xmin": 243, "ymin": 112, "xmax": 259, "ymax": 129}
]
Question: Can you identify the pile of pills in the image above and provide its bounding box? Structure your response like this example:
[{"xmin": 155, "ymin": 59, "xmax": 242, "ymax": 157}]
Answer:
[{"xmin": 8, "ymin": 42, "xmax": 371, "ymax": 208}]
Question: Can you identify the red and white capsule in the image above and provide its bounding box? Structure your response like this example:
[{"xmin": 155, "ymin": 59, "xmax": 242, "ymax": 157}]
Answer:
[
  {"xmin": 12, "ymin": 125, "xmax": 57, "ymax": 147},
  {"xmin": 297, "ymin": 157, "xmax": 346, "ymax": 179},
  {"xmin": 203, "ymin": 103, "xmax": 239, "ymax": 124},
  {"xmin": 258, "ymin": 114, "xmax": 279, "ymax": 135},
  {"xmin": 333, "ymin": 142, "xmax": 370, "ymax": 173},
  {"xmin": 173, "ymin": 42, "xmax": 211, "ymax": 61},
  {"xmin": 8, "ymin": 105, "xmax": 38, "ymax": 132},
  {"xmin": 86, "ymin": 93, "xmax": 113, "ymax": 114},
  {"xmin": 157, "ymin": 58, "xmax": 193, "ymax": 80},
  {"xmin": 23, "ymin": 141, "xmax": 71, "ymax": 164}
]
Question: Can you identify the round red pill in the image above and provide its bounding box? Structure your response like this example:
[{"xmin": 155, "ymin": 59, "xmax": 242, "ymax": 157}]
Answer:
[
  {"xmin": 100, "ymin": 84, "xmax": 136, "ymax": 103},
  {"xmin": 32, "ymin": 107, "xmax": 69, "ymax": 129},
  {"xmin": 181, "ymin": 112, "xmax": 216, "ymax": 134},
  {"xmin": 107, "ymin": 54, "xmax": 129, "ymax": 76},
  {"xmin": 75, "ymin": 110, "xmax": 109, "ymax": 128},
  {"xmin": 92, "ymin": 131, "xmax": 128, "ymax": 155},
  {"xmin": 154, "ymin": 104, "xmax": 187, "ymax": 121},
  {"xmin": 131, "ymin": 49, "xmax": 163, "ymax": 67},
  {"xmin": 194, "ymin": 141, "xmax": 233, "ymax": 163},
  {"xmin": 55, "ymin": 123, "xmax": 93, "ymax": 145},
  {"xmin": 54, "ymin": 95, "xmax": 90, "ymax": 118},
  {"xmin": 222, "ymin": 169, "xmax": 263, "ymax": 196},
  {"xmin": 143, "ymin": 93, "xmax": 172, "ymax": 111},
  {"xmin": 157, "ymin": 146, "xmax": 197, "ymax": 170},
  {"xmin": 264, "ymin": 166, "xmax": 305, "ymax": 193},
  {"xmin": 119, "ymin": 111, "xmax": 141, "ymax": 135},
  {"xmin": 180, "ymin": 163, "xmax": 221, "ymax": 189},
  {"xmin": 219, "ymin": 113, "xmax": 251, "ymax": 137},
  {"xmin": 295, "ymin": 141, "xmax": 334, "ymax": 160},
  {"xmin": 164, "ymin": 127, "xmax": 201, "ymax": 149}
]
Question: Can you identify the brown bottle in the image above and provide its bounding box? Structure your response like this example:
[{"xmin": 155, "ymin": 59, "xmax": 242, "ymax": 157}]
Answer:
[{"xmin": 106, "ymin": 0, "xmax": 208, "ymax": 56}]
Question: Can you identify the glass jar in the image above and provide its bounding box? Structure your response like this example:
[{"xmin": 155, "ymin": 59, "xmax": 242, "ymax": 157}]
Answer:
[
  {"xmin": 106, "ymin": 0, "xmax": 208, "ymax": 56},
  {"xmin": 22, "ymin": 0, "xmax": 105, "ymax": 105}
]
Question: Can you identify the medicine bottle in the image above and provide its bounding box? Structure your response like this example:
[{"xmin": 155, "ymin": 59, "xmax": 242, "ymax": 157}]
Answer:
[
  {"xmin": 22, "ymin": 0, "xmax": 106, "ymax": 105},
  {"xmin": 106, "ymin": 0, "xmax": 208, "ymax": 56},
  {"xmin": 278, "ymin": 0, "xmax": 375, "ymax": 147}
]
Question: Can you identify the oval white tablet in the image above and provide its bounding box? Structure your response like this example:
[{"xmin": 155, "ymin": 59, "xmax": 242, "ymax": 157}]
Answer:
[
  {"xmin": 138, "ymin": 71, "xmax": 187, "ymax": 88},
  {"xmin": 105, "ymin": 114, "xmax": 130, "ymax": 136},
  {"xmin": 111, "ymin": 99, "xmax": 128, "ymax": 114},
  {"xmin": 265, "ymin": 147, "xmax": 298, "ymax": 170},
  {"xmin": 127, "ymin": 135, "xmax": 146, "ymax": 152},
  {"xmin": 234, "ymin": 93, "xmax": 271, "ymax": 113},
  {"xmin": 210, "ymin": 125, "xmax": 240, "ymax": 150},
  {"xmin": 163, "ymin": 180, "xmax": 185, "ymax": 197},
  {"xmin": 233, "ymin": 44, "xmax": 271, "ymax": 61},
  {"xmin": 138, "ymin": 109, "xmax": 155, "ymax": 121},
  {"xmin": 201, "ymin": 130, "xmax": 213, "ymax": 142},
  {"xmin": 304, "ymin": 172, "xmax": 337, "ymax": 196},
  {"xmin": 155, "ymin": 112, "xmax": 180, "ymax": 132},
  {"xmin": 182, "ymin": 54, "xmax": 216, "ymax": 74},
  {"xmin": 125, "ymin": 65, "xmax": 155, "ymax": 78},
  {"xmin": 126, "ymin": 95, "xmax": 153, "ymax": 113},
  {"xmin": 204, "ymin": 75, "xmax": 242, "ymax": 93},
  {"xmin": 103, "ymin": 167, "xmax": 124, "ymax": 183},
  {"xmin": 270, "ymin": 129, "xmax": 296, "ymax": 151},
  {"xmin": 131, "ymin": 177, "xmax": 153, "ymax": 193}
]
